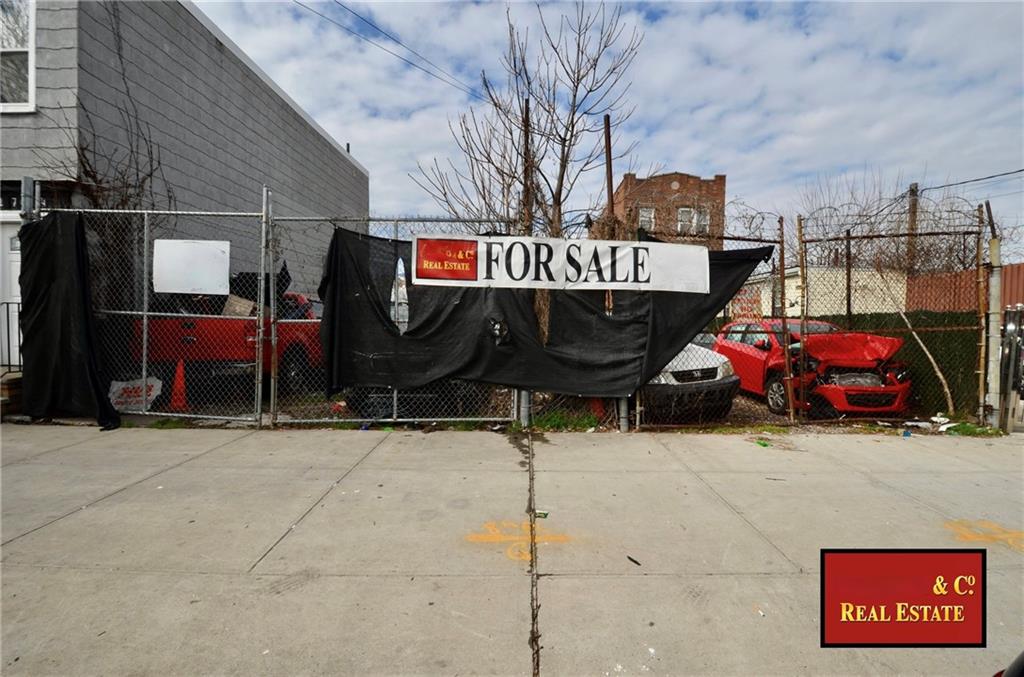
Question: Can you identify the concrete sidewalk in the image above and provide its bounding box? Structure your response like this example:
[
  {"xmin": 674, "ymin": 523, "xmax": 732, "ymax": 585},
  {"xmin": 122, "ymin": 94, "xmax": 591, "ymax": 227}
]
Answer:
[{"xmin": 1, "ymin": 424, "xmax": 1021, "ymax": 675}]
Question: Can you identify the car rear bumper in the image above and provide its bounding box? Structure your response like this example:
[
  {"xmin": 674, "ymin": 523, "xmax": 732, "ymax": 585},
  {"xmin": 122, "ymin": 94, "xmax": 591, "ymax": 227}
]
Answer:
[{"xmin": 641, "ymin": 375, "xmax": 741, "ymax": 415}]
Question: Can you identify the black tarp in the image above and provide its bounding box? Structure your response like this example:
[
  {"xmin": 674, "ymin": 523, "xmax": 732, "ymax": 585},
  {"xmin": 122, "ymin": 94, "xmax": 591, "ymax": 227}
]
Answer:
[
  {"xmin": 319, "ymin": 228, "xmax": 771, "ymax": 397},
  {"xmin": 18, "ymin": 212, "xmax": 120, "ymax": 429}
]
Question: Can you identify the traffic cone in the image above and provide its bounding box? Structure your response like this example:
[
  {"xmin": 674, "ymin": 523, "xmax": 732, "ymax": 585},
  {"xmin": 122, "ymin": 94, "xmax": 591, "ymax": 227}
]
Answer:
[{"xmin": 169, "ymin": 359, "xmax": 190, "ymax": 412}]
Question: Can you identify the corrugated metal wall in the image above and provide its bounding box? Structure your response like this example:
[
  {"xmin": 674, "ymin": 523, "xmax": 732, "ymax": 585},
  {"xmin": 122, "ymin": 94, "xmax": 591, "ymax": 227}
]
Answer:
[{"xmin": 1003, "ymin": 262, "xmax": 1024, "ymax": 307}]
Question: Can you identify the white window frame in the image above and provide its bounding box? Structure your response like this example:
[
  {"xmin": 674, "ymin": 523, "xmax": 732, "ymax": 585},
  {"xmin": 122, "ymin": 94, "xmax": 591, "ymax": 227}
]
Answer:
[
  {"xmin": 638, "ymin": 206, "xmax": 655, "ymax": 230},
  {"xmin": 1, "ymin": 0, "xmax": 35, "ymax": 114},
  {"xmin": 676, "ymin": 207, "xmax": 694, "ymax": 234},
  {"xmin": 693, "ymin": 208, "xmax": 709, "ymax": 235}
]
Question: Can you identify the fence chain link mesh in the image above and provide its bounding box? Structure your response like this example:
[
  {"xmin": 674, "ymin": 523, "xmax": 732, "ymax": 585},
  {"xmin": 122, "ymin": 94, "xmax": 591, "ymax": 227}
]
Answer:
[
  {"xmin": 46, "ymin": 203, "xmax": 989, "ymax": 429},
  {"xmin": 795, "ymin": 228, "xmax": 985, "ymax": 421},
  {"xmin": 271, "ymin": 217, "xmax": 517, "ymax": 425}
]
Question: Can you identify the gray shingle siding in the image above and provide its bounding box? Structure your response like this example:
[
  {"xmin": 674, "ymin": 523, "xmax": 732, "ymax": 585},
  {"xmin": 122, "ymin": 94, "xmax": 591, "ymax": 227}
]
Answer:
[
  {"xmin": 0, "ymin": 1, "xmax": 79, "ymax": 181},
  {"xmin": 74, "ymin": 1, "xmax": 368, "ymax": 218},
  {"xmin": 1, "ymin": 0, "xmax": 368, "ymax": 295}
]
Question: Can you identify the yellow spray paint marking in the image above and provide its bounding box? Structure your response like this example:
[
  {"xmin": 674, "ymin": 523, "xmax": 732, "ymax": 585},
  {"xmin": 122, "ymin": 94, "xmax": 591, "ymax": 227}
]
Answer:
[
  {"xmin": 465, "ymin": 520, "xmax": 570, "ymax": 561},
  {"xmin": 944, "ymin": 519, "xmax": 1024, "ymax": 552}
]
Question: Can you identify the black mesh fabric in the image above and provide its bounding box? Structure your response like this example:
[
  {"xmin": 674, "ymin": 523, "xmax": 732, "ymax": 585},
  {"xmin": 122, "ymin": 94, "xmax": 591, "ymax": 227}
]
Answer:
[
  {"xmin": 18, "ymin": 212, "xmax": 120, "ymax": 429},
  {"xmin": 320, "ymin": 228, "xmax": 771, "ymax": 398}
]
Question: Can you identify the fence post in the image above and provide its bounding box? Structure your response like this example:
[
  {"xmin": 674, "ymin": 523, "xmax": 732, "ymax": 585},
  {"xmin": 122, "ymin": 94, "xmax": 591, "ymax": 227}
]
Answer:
[
  {"xmin": 778, "ymin": 217, "xmax": 795, "ymax": 423},
  {"xmin": 985, "ymin": 237, "xmax": 1002, "ymax": 427},
  {"xmin": 392, "ymin": 220, "xmax": 400, "ymax": 422},
  {"xmin": 268, "ymin": 191, "xmax": 278, "ymax": 427},
  {"xmin": 518, "ymin": 389, "xmax": 531, "ymax": 427},
  {"xmin": 255, "ymin": 186, "xmax": 269, "ymax": 428},
  {"xmin": 797, "ymin": 215, "xmax": 808, "ymax": 416},
  {"xmin": 618, "ymin": 397, "xmax": 629, "ymax": 432},
  {"xmin": 141, "ymin": 212, "xmax": 151, "ymax": 413},
  {"xmin": 976, "ymin": 209, "xmax": 986, "ymax": 421}
]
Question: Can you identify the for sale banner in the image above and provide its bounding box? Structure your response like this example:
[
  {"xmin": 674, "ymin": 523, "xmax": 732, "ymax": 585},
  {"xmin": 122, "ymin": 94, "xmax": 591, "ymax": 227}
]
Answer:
[
  {"xmin": 411, "ymin": 235, "xmax": 710, "ymax": 293},
  {"xmin": 820, "ymin": 549, "xmax": 986, "ymax": 647}
]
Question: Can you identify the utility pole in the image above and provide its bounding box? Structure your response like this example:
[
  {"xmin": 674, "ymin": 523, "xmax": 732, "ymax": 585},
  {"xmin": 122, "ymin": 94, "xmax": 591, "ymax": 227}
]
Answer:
[
  {"xmin": 604, "ymin": 113, "xmax": 614, "ymax": 218},
  {"xmin": 602, "ymin": 114, "xmax": 627, "ymax": 430},
  {"xmin": 521, "ymin": 98, "xmax": 533, "ymax": 237},
  {"xmin": 907, "ymin": 182, "xmax": 919, "ymax": 275}
]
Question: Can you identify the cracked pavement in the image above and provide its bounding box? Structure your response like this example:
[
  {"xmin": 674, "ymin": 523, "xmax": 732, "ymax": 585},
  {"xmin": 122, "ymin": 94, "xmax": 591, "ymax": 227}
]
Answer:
[{"xmin": 1, "ymin": 424, "xmax": 1022, "ymax": 675}]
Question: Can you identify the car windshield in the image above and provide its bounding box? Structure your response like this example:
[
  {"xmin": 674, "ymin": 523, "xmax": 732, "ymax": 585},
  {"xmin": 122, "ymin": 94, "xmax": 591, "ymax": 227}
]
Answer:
[{"xmin": 768, "ymin": 321, "xmax": 837, "ymax": 344}]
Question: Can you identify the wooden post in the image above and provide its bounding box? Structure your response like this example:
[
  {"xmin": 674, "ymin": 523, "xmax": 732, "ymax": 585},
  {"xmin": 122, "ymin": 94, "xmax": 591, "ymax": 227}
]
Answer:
[
  {"xmin": 907, "ymin": 182, "xmax": 919, "ymax": 275},
  {"xmin": 845, "ymin": 229, "xmax": 853, "ymax": 329},
  {"xmin": 778, "ymin": 217, "xmax": 795, "ymax": 423}
]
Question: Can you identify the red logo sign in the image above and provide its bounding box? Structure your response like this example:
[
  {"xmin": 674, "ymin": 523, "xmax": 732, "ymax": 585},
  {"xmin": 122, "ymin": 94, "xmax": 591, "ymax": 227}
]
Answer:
[
  {"xmin": 415, "ymin": 238, "xmax": 478, "ymax": 281},
  {"xmin": 821, "ymin": 549, "xmax": 985, "ymax": 647}
]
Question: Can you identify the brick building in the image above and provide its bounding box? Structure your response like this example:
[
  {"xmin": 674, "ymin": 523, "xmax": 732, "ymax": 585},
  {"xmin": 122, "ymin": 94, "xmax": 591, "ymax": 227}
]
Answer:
[{"xmin": 611, "ymin": 172, "xmax": 726, "ymax": 249}]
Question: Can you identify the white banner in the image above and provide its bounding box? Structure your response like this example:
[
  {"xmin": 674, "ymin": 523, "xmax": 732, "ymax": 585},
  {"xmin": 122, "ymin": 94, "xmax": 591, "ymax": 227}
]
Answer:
[
  {"xmin": 411, "ymin": 235, "xmax": 709, "ymax": 293},
  {"xmin": 108, "ymin": 377, "xmax": 163, "ymax": 409}
]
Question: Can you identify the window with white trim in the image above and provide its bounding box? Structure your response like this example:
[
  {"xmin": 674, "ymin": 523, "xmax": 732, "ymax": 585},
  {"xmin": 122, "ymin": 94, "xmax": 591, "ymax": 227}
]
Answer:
[
  {"xmin": 638, "ymin": 207, "xmax": 654, "ymax": 230},
  {"xmin": 1, "ymin": 0, "xmax": 34, "ymax": 113},
  {"xmin": 693, "ymin": 208, "xmax": 709, "ymax": 235},
  {"xmin": 676, "ymin": 207, "xmax": 693, "ymax": 234}
]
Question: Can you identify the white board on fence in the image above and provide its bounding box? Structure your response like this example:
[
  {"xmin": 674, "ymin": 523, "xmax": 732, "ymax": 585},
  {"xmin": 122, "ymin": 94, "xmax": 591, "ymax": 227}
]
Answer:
[{"xmin": 152, "ymin": 239, "xmax": 230, "ymax": 294}]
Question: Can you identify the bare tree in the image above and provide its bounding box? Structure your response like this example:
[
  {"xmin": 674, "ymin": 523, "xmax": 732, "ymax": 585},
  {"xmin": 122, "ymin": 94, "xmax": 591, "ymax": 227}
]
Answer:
[{"xmin": 414, "ymin": 2, "xmax": 642, "ymax": 237}]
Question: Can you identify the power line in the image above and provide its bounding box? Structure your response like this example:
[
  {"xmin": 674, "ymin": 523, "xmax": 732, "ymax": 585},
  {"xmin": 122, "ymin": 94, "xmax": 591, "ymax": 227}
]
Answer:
[
  {"xmin": 331, "ymin": 0, "xmax": 481, "ymax": 100},
  {"xmin": 920, "ymin": 168, "xmax": 1024, "ymax": 193},
  {"xmin": 978, "ymin": 188, "xmax": 1024, "ymax": 201},
  {"xmin": 292, "ymin": 0, "xmax": 484, "ymax": 102}
]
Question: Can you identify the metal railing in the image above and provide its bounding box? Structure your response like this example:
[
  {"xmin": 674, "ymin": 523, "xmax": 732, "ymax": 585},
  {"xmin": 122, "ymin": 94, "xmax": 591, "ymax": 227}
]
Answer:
[{"xmin": 1, "ymin": 301, "xmax": 21, "ymax": 376}]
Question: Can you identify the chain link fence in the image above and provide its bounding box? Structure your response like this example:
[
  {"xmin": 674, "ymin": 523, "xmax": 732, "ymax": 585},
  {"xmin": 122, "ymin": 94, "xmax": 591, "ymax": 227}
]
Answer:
[
  {"xmin": 270, "ymin": 216, "xmax": 518, "ymax": 425},
  {"xmin": 795, "ymin": 227, "xmax": 986, "ymax": 421},
  {"xmin": 33, "ymin": 197, "xmax": 993, "ymax": 430}
]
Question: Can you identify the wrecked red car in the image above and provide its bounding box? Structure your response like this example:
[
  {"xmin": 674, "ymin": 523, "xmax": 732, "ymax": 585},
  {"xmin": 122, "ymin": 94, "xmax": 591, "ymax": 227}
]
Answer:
[{"xmin": 713, "ymin": 319, "xmax": 911, "ymax": 418}]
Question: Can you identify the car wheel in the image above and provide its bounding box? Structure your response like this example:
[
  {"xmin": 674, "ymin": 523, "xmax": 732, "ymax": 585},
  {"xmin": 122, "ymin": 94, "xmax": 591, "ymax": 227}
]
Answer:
[{"xmin": 765, "ymin": 375, "xmax": 788, "ymax": 415}]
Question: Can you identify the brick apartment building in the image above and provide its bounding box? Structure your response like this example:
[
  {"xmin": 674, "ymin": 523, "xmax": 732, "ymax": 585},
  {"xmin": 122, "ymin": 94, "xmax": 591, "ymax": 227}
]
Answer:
[{"xmin": 611, "ymin": 172, "xmax": 726, "ymax": 249}]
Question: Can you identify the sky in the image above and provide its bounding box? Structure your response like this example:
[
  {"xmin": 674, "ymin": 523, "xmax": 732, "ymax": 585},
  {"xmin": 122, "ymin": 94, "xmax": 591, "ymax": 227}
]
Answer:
[{"xmin": 195, "ymin": 0, "xmax": 1024, "ymax": 251}]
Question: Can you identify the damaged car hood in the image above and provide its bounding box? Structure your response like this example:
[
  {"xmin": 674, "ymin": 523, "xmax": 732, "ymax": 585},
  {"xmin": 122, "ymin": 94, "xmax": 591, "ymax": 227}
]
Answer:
[{"xmin": 797, "ymin": 332, "xmax": 903, "ymax": 366}]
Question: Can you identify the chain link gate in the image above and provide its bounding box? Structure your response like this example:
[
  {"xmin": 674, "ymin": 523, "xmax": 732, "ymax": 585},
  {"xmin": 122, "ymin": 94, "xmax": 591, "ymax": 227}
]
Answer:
[{"xmin": 53, "ymin": 206, "xmax": 269, "ymax": 424}]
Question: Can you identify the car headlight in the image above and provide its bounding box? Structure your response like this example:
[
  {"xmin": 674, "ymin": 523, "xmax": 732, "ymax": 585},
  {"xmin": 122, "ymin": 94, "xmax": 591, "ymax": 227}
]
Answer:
[
  {"xmin": 718, "ymin": 360, "xmax": 734, "ymax": 379},
  {"xmin": 647, "ymin": 372, "xmax": 673, "ymax": 385}
]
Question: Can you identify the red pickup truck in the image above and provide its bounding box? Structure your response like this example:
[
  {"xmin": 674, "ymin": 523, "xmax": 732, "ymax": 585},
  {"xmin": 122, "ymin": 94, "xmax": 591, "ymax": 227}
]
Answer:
[{"xmin": 133, "ymin": 292, "xmax": 322, "ymax": 400}]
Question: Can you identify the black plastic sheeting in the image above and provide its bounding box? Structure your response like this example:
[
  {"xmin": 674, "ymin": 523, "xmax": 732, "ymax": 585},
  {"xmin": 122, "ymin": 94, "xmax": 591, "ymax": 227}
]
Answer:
[
  {"xmin": 319, "ymin": 228, "xmax": 772, "ymax": 398},
  {"xmin": 18, "ymin": 212, "xmax": 120, "ymax": 429}
]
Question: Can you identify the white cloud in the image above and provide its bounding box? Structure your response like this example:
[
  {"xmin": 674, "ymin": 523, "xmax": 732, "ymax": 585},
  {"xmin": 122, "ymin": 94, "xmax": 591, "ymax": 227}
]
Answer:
[{"xmin": 195, "ymin": 0, "xmax": 1024, "ymax": 250}]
